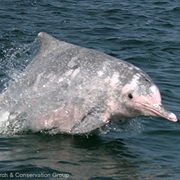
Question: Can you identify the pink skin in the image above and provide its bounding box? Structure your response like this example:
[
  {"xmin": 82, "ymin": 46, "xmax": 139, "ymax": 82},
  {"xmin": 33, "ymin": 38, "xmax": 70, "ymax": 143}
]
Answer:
[
  {"xmin": 30, "ymin": 81, "xmax": 177, "ymax": 135},
  {"xmin": 121, "ymin": 84, "xmax": 178, "ymax": 122}
]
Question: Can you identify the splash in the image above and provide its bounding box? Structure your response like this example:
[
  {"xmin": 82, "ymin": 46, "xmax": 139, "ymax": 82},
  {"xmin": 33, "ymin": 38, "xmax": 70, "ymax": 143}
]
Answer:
[
  {"xmin": 0, "ymin": 39, "xmax": 38, "ymax": 134},
  {"xmin": 0, "ymin": 39, "xmax": 38, "ymax": 91}
]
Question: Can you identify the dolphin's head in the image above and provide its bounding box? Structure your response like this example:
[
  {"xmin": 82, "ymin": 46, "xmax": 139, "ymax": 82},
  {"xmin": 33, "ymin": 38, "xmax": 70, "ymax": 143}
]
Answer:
[{"xmin": 117, "ymin": 69, "xmax": 178, "ymax": 122}]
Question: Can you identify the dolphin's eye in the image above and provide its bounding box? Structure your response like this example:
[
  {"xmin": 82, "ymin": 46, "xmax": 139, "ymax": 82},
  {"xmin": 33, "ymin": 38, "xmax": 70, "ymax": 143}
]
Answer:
[{"xmin": 128, "ymin": 93, "xmax": 133, "ymax": 99}]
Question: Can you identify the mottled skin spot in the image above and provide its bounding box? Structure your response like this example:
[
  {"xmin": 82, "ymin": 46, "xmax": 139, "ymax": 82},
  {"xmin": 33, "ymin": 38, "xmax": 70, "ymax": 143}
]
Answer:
[{"xmin": 0, "ymin": 32, "xmax": 177, "ymax": 135}]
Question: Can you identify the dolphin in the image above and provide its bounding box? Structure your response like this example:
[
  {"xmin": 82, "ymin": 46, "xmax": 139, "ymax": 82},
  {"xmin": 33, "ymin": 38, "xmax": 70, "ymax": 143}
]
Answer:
[{"xmin": 0, "ymin": 32, "xmax": 178, "ymax": 134}]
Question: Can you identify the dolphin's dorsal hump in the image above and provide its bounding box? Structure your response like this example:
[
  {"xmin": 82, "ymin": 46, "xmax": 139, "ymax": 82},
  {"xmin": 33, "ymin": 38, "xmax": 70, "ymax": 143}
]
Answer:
[
  {"xmin": 38, "ymin": 32, "xmax": 61, "ymax": 52},
  {"xmin": 37, "ymin": 32, "xmax": 75, "ymax": 56}
]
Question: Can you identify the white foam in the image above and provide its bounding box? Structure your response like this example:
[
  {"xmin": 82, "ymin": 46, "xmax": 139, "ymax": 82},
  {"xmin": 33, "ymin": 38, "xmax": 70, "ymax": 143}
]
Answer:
[{"xmin": 0, "ymin": 111, "xmax": 10, "ymax": 121}]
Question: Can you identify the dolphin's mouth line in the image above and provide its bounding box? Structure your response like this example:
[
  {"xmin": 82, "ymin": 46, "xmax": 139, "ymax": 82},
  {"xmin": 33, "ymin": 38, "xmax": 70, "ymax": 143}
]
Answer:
[
  {"xmin": 142, "ymin": 104, "xmax": 166, "ymax": 118},
  {"xmin": 137, "ymin": 103, "xmax": 178, "ymax": 122}
]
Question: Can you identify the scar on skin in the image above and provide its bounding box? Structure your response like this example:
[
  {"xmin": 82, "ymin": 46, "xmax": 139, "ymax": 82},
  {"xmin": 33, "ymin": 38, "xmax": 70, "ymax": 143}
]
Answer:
[
  {"xmin": 32, "ymin": 72, "xmax": 44, "ymax": 91},
  {"xmin": 97, "ymin": 71, "xmax": 104, "ymax": 77}
]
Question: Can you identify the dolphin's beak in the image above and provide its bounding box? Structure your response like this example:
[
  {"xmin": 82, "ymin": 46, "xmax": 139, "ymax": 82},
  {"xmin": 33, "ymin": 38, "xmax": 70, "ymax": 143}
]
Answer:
[{"xmin": 142, "ymin": 103, "xmax": 178, "ymax": 122}]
